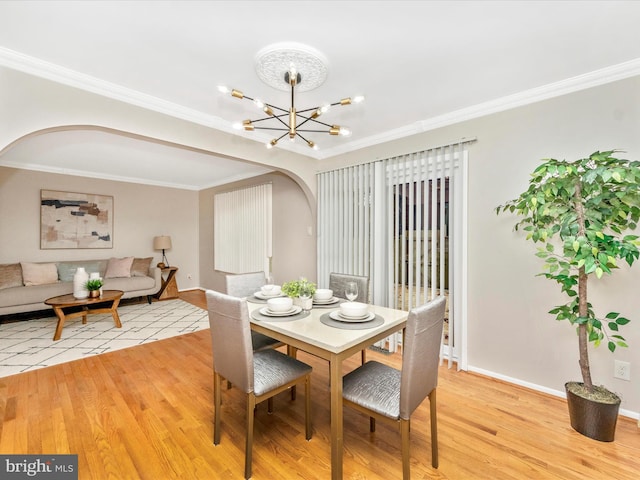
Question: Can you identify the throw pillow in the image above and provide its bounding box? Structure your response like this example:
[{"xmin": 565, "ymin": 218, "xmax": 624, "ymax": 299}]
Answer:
[
  {"xmin": 130, "ymin": 257, "xmax": 153, "ymax": 277},
  {"xmin": 57, "ymin": 262, "xmax": 102, "ymax": 282},
  {"xmin": 0, "ymin": 263, "xmax": 23, "ymax": 290},
  {"xmin": 104, "ymin": 257, "xmax": 134, "ymax": 278},
  {"xmin": 20, "ymin": 262, "xmax": 59, "ymax": 286}
]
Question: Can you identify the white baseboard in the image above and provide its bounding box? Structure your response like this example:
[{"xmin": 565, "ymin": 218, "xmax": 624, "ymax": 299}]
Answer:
[{"xmin": 467, "ymin": 365, "xmax": 639, "ymax": 422}]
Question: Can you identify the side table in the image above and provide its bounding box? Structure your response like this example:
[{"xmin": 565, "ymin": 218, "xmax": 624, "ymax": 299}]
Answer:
[{"xmin": 156, "ymin": 266, "xmax": 179, "ymax": 300}]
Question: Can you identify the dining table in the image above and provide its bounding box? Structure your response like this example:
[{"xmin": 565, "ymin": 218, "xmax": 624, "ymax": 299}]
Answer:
[{"xmin": 247, "ymin": 295, "xmax": 408, "ymax": 480}]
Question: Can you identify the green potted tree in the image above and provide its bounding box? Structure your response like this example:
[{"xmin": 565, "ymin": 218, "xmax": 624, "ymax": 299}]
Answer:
[{"xmin": 497, "ymin": 150, "xmax": 640, "ymax": 441}]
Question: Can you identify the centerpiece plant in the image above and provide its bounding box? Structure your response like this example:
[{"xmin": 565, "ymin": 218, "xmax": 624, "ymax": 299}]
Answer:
[
  {"xmin": 282, "ymin": 278, "xmax": 316, "ymax": 298},
  {"xmin": 496, "ymin": 150, "xmax": 640, "ymax": 441}
]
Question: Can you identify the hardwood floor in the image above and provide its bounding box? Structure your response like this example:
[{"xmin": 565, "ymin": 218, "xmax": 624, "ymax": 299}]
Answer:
[{"xmin": 1, "ymin": 289, "xmax": 638, "ymax": 479}]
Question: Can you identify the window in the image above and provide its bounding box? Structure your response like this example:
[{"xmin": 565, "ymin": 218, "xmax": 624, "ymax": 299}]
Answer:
[
  {"xmin": 317, "ymin": 141, "xmax": 472, "ymax": 368},
  {"xmin": 214, "ymin": 183, "xmax": 272, "ymax": 274}
]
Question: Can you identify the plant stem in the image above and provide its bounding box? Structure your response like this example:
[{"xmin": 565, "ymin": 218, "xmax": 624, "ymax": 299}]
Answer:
[
  {"xmin": 577, "ymin": 269, "xmax": 592, "ymax": 391},
  {"xmin": 574, "ymin": 181, "xmax": 593, "ymax": 391}
]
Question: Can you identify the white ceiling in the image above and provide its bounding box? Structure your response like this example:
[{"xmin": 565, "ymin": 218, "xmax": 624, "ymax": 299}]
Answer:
[{"xmin": 2, "ymin": 1, "xmax": 640, "ymax": 189}]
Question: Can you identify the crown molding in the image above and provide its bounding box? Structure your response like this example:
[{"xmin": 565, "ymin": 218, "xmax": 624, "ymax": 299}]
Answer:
[
  {"xmin": 0, "ymin": 158, "xmax": 270, "ymax": 191},
  {"xmin": 0, "ymin": 47, "xmax": 233, "ymax": 132},
  {"xmin": 320, "ymin": 57, "xmax": 640, "ymax": 160},
  {"xmin": 0, "ymin": 159, "xmax": 200, "ymax": 190},
  {"xmin": 3, "ymin": 47, "xmax": 639, "ymax": 162}
]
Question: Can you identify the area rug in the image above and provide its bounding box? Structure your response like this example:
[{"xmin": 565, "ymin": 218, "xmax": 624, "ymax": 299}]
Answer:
[{"xmin": 0, "ymin": 299, "xmax": 209, "ymax": 378}]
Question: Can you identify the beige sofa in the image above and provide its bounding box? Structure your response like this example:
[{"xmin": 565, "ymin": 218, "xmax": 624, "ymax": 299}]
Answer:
[{"xmin": 0, "ymin": 258, "xmax": 161, "ymax": 316}]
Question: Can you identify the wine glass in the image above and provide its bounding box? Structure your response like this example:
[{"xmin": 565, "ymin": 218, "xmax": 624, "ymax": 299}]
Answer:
[
  {"xmin": 345, "ymin": 281, "xmax": 359, "ymax": 302},
  {"xmin": 262, "ymin": 273, "xmax": 275, "ymax": 296},
  {"xmin": 299, "ymin": 282, "xmax": 312, "ymax": 311}
]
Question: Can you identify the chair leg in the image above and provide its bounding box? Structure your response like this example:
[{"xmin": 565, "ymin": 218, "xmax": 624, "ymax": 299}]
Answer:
[
  {"xmin": 305, "ymin": 375, "xmax": 312, "ymax": 440},
  {"xmin": 429, "ymin": 389, "xmax": 438, "ymax": 469},
  {"xmin": 245, "ymin": 393, "xmax": 256, "ymax": 480},
  {"xmin": 370, "ymin": 417, "xmax": 376, "ymax": 432},
  {"xmin": 267, "ymin": 397, "xmax": 273, "ymax": 414},
  {"xmin": 400, "ymin": 418, "xmax": 411, "ymax": 479},
  {"xmin": 288, "ymin": 345, "xmax": 298, "ymax": 401},
  {"xmin": 213, "ymin": 372, "xmax": 222, "ymax": 445},
  {"xmin": 361, "ymin": 348, "xmax": 367, "ymax": 364}
]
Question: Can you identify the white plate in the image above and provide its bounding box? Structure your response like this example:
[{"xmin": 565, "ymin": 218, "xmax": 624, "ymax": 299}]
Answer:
[
  {"xmin": 313, "ymin": 297, "xmax": 340, "ymax": 305},
  {"xmin": 338, "ymin": 310, "xmax": 370, "ymax": 319},
  {"xmin": 329, "ymin": 311, "xmax": 375, "ymax": 323},
  {"xmin": 259, "ymin": 306, "xmax": 302, "ymax": 317},
  {"xmin": 254, "ymin": 291, "xmax": 284, "ymax": 300}
]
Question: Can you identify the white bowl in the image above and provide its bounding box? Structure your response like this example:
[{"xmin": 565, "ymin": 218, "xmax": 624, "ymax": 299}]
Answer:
[
  {"xmin": 267, "ymin": 296, "xmax": 293, "ymax": 312},
  {"xmin": 261, "ymin": 284, "xmax": 281, "ymax": 296},
  {"xmin": 340, "ymin": 301, "xmax": 368, "ymax": 318},
  {"xmin": 313, "ymin": 288, "xmax": 333, "ymax": 301}
]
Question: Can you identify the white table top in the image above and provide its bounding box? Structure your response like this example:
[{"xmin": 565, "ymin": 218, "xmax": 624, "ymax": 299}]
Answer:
[{"xmin": 247, "ymin": 300, "xmax": 407, "ymax": 355}]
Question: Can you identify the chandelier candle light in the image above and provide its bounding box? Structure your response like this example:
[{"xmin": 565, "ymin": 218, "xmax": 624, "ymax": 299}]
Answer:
[{"xmin": 218, "ymin": 43, "xmax": 364, "ymax": 150}]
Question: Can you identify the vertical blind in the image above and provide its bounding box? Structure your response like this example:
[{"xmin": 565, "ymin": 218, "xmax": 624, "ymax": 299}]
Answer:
[
  {"xmin": 317, "ymin": 140, "xmax": 472, "ymax": 368},
  {"xmin": 214, "ymin": 183, "xmax": 272, "ymax": 274},
  {"xmin": 317, "ymin": 163, "xmax": 374, "ymax": 289}
]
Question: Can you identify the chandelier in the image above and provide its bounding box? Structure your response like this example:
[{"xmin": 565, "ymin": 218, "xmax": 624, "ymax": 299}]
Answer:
[{"xmin": 217, "ymin": 43, "xmax": 364, "ymax": 150}]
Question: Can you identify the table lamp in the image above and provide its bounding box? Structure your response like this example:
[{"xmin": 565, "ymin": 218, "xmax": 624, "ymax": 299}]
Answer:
[{"xmin": 153, "ymin": 235, "xmax": 172, "ymax": 268}]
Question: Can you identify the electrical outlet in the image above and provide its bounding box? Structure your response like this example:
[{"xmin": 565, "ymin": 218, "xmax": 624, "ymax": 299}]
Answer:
[
  {"xmin": 187, "ymin": 273, "xmax": 192, "ymax": 279},
  {"xmin": 614, "ymin": 360, "xmax": 631, "ymax": 381}
]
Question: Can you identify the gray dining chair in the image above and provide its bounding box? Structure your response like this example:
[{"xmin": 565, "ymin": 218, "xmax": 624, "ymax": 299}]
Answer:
[
  {"xmin": 329, "ymin": 272, "xmax": 370, "ymax": 363},
  {"xmin": 329, "ymin": 272, "xmax": 369, "ymax": 303},
  {"xmin": 225, "ymin": 271, "xmax": 283, "ymax": 352},
  {"xmin": 342, "ymin": 296, "xmax": 446, "ymax": 478},
  {"xmin": 206, "ymin": 289, "xmax": 312, "ymax": 480}
]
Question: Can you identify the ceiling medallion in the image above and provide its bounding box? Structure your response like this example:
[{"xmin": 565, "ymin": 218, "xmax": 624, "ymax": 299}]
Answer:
[
  {"xmin": 255, "ymin": 42, "xmax": 328, "ymax": 93},
  {"xmin": 217, "ymin": 42, "xmax": 364, "ymax": 150}
]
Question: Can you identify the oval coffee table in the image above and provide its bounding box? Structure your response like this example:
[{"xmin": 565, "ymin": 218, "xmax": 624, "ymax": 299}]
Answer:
[{"xmin": 45, "ymin": 290, "xmax": 124, "ymax": 341}]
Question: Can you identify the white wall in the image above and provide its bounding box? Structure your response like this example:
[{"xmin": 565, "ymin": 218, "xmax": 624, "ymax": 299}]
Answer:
[
  {"xmin": 0, "ymin": 167, "xmax": 200, "ymax": 290},
  {"xmin": 322, "ymin": 75, "xmax": 640, "ymax": 416},
  {"xmin": 198, "ymin": 171, "xmax": 316, "ymax": 293}
]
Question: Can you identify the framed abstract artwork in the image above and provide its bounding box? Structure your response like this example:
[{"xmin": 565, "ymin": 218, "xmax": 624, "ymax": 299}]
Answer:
[{"xmin": 40, "ymin": 189, "xmax": 113, "ymax": 249}]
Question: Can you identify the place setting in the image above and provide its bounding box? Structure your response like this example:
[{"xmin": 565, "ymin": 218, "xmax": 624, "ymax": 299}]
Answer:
[
  {"xmin": 320, "ymin": 282, "xmax": 383, "ymax": 329},
  {"xmin": 247, "ymin": 281, "xmax": 286, "ymax": 304},
  {"xmin": 311, "ymin": 288, "xmax": 343, "ymax": 308},
  {"xmin": 251, "ymin": 296, "xmax": 310, "ymax": 322}
]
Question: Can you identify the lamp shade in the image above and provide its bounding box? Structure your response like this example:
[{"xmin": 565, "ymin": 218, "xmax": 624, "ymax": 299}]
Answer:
[{"xmin": 153, "ymin": 235, "xmax": 172, "ymax": 250}]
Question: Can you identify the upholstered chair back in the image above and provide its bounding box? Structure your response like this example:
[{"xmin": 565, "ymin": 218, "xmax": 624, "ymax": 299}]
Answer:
[
  {"xmin": 329, "ymin": 272, "xmax": 370, "ymax": 303},
  {"xmin": 225, "ymin": 271, "xmax": 265, "ymax": 298},
  {"xmin": 206, "ymin": 289, "xmax": 254, "ymax": 393},
  {"xmin": 399, "ymin": 295, "xmax": 446, "ymax": 419}
]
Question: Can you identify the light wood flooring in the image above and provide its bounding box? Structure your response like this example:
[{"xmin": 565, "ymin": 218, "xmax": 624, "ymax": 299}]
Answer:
[{"xmin": 0, "ymin": 289, "xmax": 638, "ymax": 479}]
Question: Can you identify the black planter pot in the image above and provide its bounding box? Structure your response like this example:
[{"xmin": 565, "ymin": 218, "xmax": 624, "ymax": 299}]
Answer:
[{"xmin": 565, "ymin": 382, "xmax": 621, "ymax": 442}]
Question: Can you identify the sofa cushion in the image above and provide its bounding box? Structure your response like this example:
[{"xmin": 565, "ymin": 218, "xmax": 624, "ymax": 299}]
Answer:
[
  {"xmin": 103, "ymin": 275, "xmax": 155, "ymax": 292},
  {"xmin": 20, "ymin": 262, "xmax": 58, "ymax": 286},
  {"xmin": 0, "ymin": 282, "xmax": 73, "ymax": 309},
  {"xmin": 57, "ymin": 262, "xmax": 103, "ymax": 282},
  {"xmin": 131, "ymin": 257, "xmax": 153, "ymax": 277},
  {"xmin": 0, "ymin": 263, "xmax": 23, "ymax": 290},
  {"xmin": 105, "ymin": 257, "xmax": 134, "ymax": 278}
]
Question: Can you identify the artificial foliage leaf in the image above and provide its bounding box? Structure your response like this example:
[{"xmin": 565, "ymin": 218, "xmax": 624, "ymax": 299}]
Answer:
[{"xmin": 496, "ymin": 150, "xmax": 640, "ymax": 390}]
